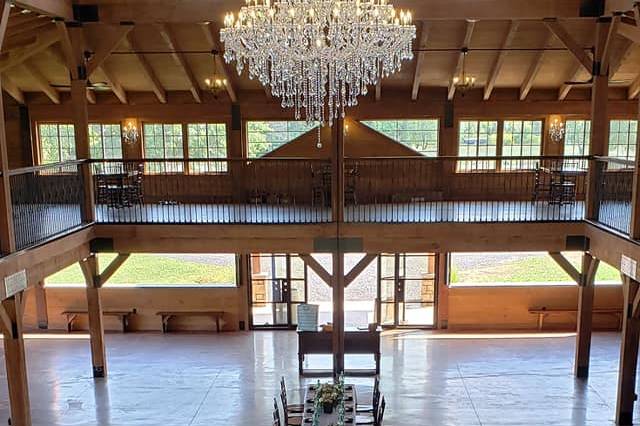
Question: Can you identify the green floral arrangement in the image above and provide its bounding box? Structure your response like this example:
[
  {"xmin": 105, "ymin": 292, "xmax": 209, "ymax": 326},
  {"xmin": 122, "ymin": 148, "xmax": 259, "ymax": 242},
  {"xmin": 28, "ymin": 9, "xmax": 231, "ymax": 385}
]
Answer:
[{"xmin": 316, "ymin": 383, "xmax": 343, "ymax": 407}]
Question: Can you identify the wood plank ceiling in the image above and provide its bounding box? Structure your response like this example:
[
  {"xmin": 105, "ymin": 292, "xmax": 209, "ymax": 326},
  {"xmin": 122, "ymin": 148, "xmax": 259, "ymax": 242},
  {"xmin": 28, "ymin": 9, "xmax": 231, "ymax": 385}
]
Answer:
[{"xmin": 1, "ymin": 2, "xmax": 640, "ymax": 105}]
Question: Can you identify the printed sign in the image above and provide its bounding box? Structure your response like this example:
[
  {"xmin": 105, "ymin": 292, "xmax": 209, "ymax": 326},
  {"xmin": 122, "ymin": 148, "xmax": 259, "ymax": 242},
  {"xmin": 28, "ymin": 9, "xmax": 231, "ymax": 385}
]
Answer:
[
  {"xmin": 4, "ymin": 270, "xmax": 27, "ymax": 299},
  {"xmin": 621, "ymin": 255, "xmax": 637, "ymax": 280}
]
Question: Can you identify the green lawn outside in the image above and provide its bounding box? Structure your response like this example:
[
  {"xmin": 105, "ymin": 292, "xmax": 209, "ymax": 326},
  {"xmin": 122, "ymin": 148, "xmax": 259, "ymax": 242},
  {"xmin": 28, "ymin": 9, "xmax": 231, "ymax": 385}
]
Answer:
[
  {"xmin": 451, "ymin": 253, "xmax": 620, "ymax": 285},
  {"xmin": 46, "ymin": 254, "xmax": 237, "ymax": 286}
]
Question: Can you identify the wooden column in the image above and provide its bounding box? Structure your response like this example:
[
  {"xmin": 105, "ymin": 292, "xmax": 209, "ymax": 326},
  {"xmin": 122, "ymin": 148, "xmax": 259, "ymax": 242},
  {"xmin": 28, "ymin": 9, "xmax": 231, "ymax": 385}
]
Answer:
[
  {"xmin": 332, "ymin": 118, "xmax": 345, "ymax": 376},
  {"xmin": 436, "ymin": 253, "xmax": 449, "ymax": 329},
  {"xmin": 80, "ymin": 254, "xmax": 107, "ymax": 378},
  {"xmin": 237, "ymin": 253, "xmax": 250, "ymax": 331},
  {"xmin": 0, "ymin": 0, "xmax": 14, "ymax": 255},
  {"xmin": 586, "ymin": 19, "xmax": 611, "ymax": 220},
  {"xmin": 574, "ymin": 253, "xmax": 598, "ymax": 378},
  {"xmin": 0, "ymin": 294, "xmax": 32, "ymax": 426},
  {"xmin": 228, "ymin": 105, "xmax": 245, "ymax": 203},
  {"xmin": 616, "ymin": 277, "xmax": 640, "ymax": 425},
  {"xmin": 71, "ymin": 78, "xmax": 95, "ymax": 222},
  {"xmin": 34, "ymin": 281, "xmax": 48, "ymax": 330},
  {"xmin": 630, "ymin": 96, "xmax": 640, "ymax": 239}
]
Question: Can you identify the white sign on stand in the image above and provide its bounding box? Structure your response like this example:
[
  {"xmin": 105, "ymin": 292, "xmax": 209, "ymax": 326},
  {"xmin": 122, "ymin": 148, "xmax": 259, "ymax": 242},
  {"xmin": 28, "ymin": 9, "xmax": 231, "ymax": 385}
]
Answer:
[
  {"xmin": 4, "ymin": 270, "xmax": 27, "ymax": 299},
  {"xmin": 621, "ymin": 255, "xmax": 637, "ymax": 280}
]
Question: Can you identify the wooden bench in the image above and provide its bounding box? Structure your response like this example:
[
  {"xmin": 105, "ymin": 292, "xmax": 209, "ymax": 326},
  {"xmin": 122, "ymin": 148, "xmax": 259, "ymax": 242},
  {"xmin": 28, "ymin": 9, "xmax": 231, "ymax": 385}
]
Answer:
[
  {"xmin": 529, "ymin": 307, "xmax": 623, "ymax": 331},
  {"xmin": 156, "ymin": 311, "xmax": 225, "ymax": 333},
  {"xmin": 62, "ymin": 309, "xmax": 136, "ymax": 333}
]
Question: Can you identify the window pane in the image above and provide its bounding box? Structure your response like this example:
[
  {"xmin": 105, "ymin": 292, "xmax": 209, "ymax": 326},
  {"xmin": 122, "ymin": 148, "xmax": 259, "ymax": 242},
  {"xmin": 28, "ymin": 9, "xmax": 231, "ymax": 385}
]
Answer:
[
  {"xmin": 457, "ymin": 120, "xmax": 498, "ymax": 171},
  {"xmin": 361, "ymin": 119, "xmax": 439, "ymax": 157},
  {"xmin": 247, "ymin": 121, "xmax": 317, "ymax": 158},
  {"xmin": 38, "ymin": 123, "xmax": 77, "ymax": 164},
  {"xmin": 187, "ymin": 123, "xmax": 228, "ymax": 173},
  {"xmin": 502, "ymin": 120, "xmax": 542, "ymax": 170},
  {"xmin": 609, "ymin": 120, "xmax": 638, "ymax": 161}
]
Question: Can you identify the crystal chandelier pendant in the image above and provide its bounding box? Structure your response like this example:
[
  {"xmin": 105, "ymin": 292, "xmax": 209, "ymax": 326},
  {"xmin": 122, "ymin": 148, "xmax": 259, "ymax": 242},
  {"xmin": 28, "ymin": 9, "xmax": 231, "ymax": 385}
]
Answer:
[{"xmin": 221, "ymin": 0, "xmax": 416, "ymax": 126}]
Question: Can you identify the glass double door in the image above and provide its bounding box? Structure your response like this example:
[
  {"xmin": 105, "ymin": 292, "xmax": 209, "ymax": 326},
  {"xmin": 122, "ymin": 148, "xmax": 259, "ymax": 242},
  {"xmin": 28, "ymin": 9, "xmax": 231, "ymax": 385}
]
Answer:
[
  {"xmin": 250, "ymin": 254, "xmax": 307, "ymax": 328},
  {"xmin": 379, "ymin": 253, "xmax": 437, "ymax": 328}
]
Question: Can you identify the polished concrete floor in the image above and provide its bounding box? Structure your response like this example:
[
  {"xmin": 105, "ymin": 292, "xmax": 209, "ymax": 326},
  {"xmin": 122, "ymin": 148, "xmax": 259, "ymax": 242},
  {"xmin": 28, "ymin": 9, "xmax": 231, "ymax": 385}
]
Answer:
[{"xmin": 0, "ymin": 331, "xmax": 637, "ymax": 425}]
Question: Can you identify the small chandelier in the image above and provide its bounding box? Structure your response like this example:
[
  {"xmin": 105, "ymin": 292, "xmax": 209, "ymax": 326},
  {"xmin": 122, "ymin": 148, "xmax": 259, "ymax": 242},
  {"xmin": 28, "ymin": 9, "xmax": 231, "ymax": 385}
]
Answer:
[
  {"xmin": 452, "ymin": 47, "xmax": 476, "ymax": 95},
  {"xmin": 122, "ymin": 120, "xmax": 139, "ymax": 145},
  {"xmin": 549, "ymin": 117, "xmax": 565, "ymax": 143},
  {"xmin": 221, "ymin": 0, "xmax": 416, "ymax": 126},
  {"xmin": 205, "ymin": 50, "xmax": 228, "ymax": 99}
]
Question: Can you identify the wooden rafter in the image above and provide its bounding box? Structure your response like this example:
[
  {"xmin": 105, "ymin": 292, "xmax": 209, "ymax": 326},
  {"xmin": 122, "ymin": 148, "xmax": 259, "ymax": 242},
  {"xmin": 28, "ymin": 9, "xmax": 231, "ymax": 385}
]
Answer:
[
  {"xmin": 85, "ymin": 24, "xmax": 134, "ymax": 78},
  {"xmin": 558, "ymin": 64, "xmax": 585, "ymax": 100},
  {"xmin": 411, "ymin": 21, "xmax": 430, "ymax": 101},
  {"xmin": 158, "ymin": 23, "xmax": 202, "ymax": 103},
  {"xmin": 299, "ymin": 254, "xmax": 332, "ymax": 286},
  {"xmin": 5, "ymin": 17, "xmax": 51, "ymax": 40},
  {"xmin": 20, "ymin": 60, "xmax": 60, "ymax": 104},
  {"xmin": 544, "ymin": 18, "xmax": 593, "ymax": 73},
  {"xmin": 202, "ymin": 22, "xmax": 237, "ymax": 103},
  {"xmin": 13, "ymin": 0, "xmax": 72, "ymax": 20},
  {"xmin": 1, "ymin": 75, "xmax": 24, "ymax": 104},
  {"xmin": 610, "ymin": 38, "xmax": 635, "ymax": 79},
  {"xmin": 0, "ymin": 29, "xmax": 59, "ymax": 72},
  {"xmin": 520, "ymin": 32, "xmax": 551, "ymax": 100},
  {"xmin": 601, "ymin": 16, "xmax": 621, "ymax": 74},
  {"xmin": 618, "ymin": 21, "xmax": 640, "ymax": 43},
  {"xmin": 97, "ymin": 64, "xmax": 127, "ymax": 104},
  {"xmin": 125, "ymin": 32, "xmax": 166, "ymax": 103},
  {"xmin": 448, "ymin": 20, "xmax": 476, "ymax": 101},
  {"xmin": 47, "ymin": 44, "xmax": 96, "ymax": 103},
  {"xmin": 0, "ymin": 0, "xmax": 9, "ymax": 51},
  {"xmin": 484, "ymin": 20, "xmax": 519, "ymax": 100},
  {"xmin": 629, "ymin": 74, "xmax": 640, "ymax": 99},
  {"xmin": 54, "ymin": 20, "xmax": 75, "ymax": 73}
]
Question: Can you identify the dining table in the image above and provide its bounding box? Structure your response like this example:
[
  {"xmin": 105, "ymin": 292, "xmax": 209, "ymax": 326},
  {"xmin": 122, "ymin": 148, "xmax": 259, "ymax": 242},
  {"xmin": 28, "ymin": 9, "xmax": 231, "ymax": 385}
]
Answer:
[{"xmin": 301, "ymin": 382, "xmax": 357, "ymax": 425}]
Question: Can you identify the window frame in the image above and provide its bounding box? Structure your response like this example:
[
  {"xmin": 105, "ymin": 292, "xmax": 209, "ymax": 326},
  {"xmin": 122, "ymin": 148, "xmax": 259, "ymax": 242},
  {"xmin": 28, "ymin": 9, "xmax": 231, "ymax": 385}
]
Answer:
[
  {"xmin": 456, "ymin": 119, "xmax": 500, "ymax": 172},
  {"xmin": 500, "ymin": 119, "xmax": 544, "ymax": 171},
  {"xmin": 245, "ymin": 120, "xmax": 318, "ymax": 158},
  {"xmin": 141, "ymin": 122, "xmax": 186, "ymax": 174},
  {"xmin": 608, "ymin": 118, "xmax": 638, "ymax": 162},
  {"xmin": 186, "ymin": 122, "xmax": 229, "ymax": 175},
  {"xmin": 37, "ymin": 122, "xmax": 77, "ymax": 165},
  {"xmin": 88, "ymin": 122, "xmax": 124, "ymax": 160}
]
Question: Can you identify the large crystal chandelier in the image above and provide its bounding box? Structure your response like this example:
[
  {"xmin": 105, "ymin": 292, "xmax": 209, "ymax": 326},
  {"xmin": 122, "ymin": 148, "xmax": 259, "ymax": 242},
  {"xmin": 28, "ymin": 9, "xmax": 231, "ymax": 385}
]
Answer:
[{"xmin": 221, "ymin": 0, "xmax": 416, "ymax": 125}]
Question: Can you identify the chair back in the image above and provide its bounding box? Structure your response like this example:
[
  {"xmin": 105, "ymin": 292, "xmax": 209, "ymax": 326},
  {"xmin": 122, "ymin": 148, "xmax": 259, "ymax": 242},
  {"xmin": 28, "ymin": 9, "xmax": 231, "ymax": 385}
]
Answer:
[
  {"xmin": 377, "ymin": 396, "xmax": 386, "ymax": 426},
  {"xmin": 373, "ymin": 376, "xmax": 381, "ymax": 413},
  {"xmin": 280, "ymin": 377, "xmax": 288, "ymax": 402},
  {"xmin": 280, "ymin": 389, "xmax": 290, "ymax": 423},
  {"xmin": 273, "ymin": 397, "xmax": 281, "ymax": 426}
]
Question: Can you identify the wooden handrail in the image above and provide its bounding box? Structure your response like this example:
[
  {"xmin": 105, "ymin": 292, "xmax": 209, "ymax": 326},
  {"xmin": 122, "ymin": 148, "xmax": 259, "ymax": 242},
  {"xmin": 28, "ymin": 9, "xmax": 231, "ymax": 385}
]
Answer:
[{"xmin": 8, "ymin": 160, "xmax": 88, "ymax": 176}]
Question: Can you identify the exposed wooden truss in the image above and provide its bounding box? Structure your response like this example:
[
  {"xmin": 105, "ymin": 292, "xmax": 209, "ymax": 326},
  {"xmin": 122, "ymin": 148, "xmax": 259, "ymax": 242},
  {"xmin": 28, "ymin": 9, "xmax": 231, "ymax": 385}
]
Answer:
[
  {"xmin": 13, "ymin": 0, "xmax": 72, "ymax": 20},
  {"xmin": 520, "ymin": 32, "xmax": 551, "ymax": 100},
  {"xmin": 447, "ymin": 20, "xmax": 476, "ymax": 101},
  {"xmin": 0, "ymin": 29, "xmax": 59, "ymax": 73},
  {"xmin": 97, "ymin": 64, "xmax": 127, "ymax": 104},
  {"xmin": 548, "ymin": 251, "xmax": 580, "ymax": 282},
  {"xmin": 124, "ymin": 32, "xmax": 166, "ymax": 103},
  {"xmin": 85, "ymin": 24, "xmax": 134, "ymax": 78},
  {"xmin": 344, "ymin": 254, "xmax": 377, "ymax": 287},
  {"xmin": 157, "ymin": 23, "xmax": 202, "ymax": 103},
  {"xmin": 484, "ymin": 20, "xmax": 519, "ymax": 100},
  {"xmin": 1, "ymin": 75, "xmax": 24, "ymax": 104},
  {"xmin": 411, "ymin": 21, "xmax": 430, "ymax": 101},
  {"xmin": 20, "ymin": 60, "xmax": 59, "ymax": 104},
  {"xmin": 299, "ymin": 254, "xmax": 332, "ymax": 286},
  {"xmin": 544, "ymin": 18, "xmax": 593, "ymax": 73},
  {"xmin": 618, "ymin": 21, "xmax": 640, "ymax": 44}
]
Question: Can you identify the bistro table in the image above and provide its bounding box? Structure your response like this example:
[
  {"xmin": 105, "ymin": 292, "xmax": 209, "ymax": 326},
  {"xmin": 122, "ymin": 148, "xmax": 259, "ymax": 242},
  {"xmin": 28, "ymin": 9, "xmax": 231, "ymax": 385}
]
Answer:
[{"xmin": 301, "ymin": 383, "xmax": 357, "ymax": 425}]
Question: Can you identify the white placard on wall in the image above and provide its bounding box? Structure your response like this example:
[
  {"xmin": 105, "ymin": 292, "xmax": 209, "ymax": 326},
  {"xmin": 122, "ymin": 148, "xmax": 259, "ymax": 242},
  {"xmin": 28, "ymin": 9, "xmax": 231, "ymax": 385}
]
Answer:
[
  {"xmin": 4, "ymin": 270, "xmax": 27, "ymax": 299},
  {"xmin": 621, "ymin": 255, "xmax": 637, "ymax": 280}
]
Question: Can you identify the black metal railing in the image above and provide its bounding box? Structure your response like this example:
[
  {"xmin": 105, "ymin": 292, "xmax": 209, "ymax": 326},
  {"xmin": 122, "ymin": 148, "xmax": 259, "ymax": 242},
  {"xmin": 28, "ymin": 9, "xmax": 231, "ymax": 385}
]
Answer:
[
  {"xmin": 593, "ymin": 157, "xmax": 634, "ymax": 235},
  {"xmin": 9, "ymin": 161, "xmax": 86, "ymax": 251},
  {"xmin": 91, "ymin": 158, "xmax": 332, "ymax": 224},
  {"xmin": 344, "ymin": 156, "xmax": 588, "ymax": 223}
]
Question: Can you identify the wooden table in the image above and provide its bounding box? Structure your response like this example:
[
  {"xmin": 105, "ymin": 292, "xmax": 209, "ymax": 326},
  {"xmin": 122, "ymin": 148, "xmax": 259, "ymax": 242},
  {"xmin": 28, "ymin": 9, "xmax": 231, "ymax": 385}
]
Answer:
[
  {"xmin": 301, "ymin": 383, "xmax": 357, "ymax": 425},
  {"xmin": 297, "ymin": 328, "xmax": 381, "ymax": 376}
]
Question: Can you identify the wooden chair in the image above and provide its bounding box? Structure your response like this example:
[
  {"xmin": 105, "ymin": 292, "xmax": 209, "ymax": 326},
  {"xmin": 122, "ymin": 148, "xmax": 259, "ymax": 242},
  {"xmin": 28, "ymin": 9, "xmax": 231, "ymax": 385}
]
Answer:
[
  {"xmin": 357, "ymin": 376, "xmax": 380, "ymax": 413},
  {"xmin": 280, "ymin": 377, "xmax": 304, "ymax": 415},
  {"xmin": 273, "ymin": 398, "xmax": 281, "ymax": 426},
  {"xmin": 377, "ymin": 396, "xmax": 386, "ymax": 425},
  {"xmin": 356, "ymin": 392, "xmax": 384, "ymax": 426},
  {"xmin": 280, "ymin": 391, "xmax": 302, "ymax": 426}
]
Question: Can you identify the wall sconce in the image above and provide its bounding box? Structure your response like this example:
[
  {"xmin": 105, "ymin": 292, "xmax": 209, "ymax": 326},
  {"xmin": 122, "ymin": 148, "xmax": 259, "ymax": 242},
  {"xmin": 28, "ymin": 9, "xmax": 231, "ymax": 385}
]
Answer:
[
  {"xmin": 549, "ymin": 116, "xmax": 565, "ymax": 143},
  {"xmin": 123, "ymin": 120, "xmax": 139, "ymax": 145}
]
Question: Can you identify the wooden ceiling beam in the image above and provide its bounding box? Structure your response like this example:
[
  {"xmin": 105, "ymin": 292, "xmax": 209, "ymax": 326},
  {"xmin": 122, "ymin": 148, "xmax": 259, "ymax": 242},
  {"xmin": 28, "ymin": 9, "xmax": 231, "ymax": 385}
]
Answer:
[
  {"xmin": 47, "ymin": 44, "xmax": 96, "ymax": 104},
  {"xmin": 5, "ymin": 18, "xmax": 51, "ymax": 40},
  {"xmin": 97, "ymin": 64, "xmax": 127, "ymax": 104},
  {"xmin": 93, "ymin": 0, "xmax": 586, "ymax": 23},
  {"xmin": 202, "ymin": 22, "xmax": 237, "ymax": 103},
  {"xmin": 20, "ymin": 60, "xmax": 59, "ymax": 104},
  {"xmin": 484, "ymin": 20, "xmax": 519, "ymax": 101},
  {"xmin": 629, "ymin": 74, "xmax": 640, "ymax": 99},
  {"xmin": 411, "ymin": 21, "xmax": 430, "ymax": 101},
  {"xmin": 520, "ymin": 31, "xmax": 551, "ymax": 101},
  {"xmin": 544, "ymin": 18, "xmax": 593, "ymax": 73},
  {"xmin": 609, "ymin": 38, "xmax": 634, "ymax": 79},
  {"xmin": 13, "ymin": 0, "xmax": 72, "ymax": 20},
  {"xmin": 558, "ymin": 64, "xmax": 584, "ymax": 100},
  {"xmin": 601, "ymin": 15, "xmax": 621, "ymax": 73},
  {"xmin": 448, "ymin": 20, "xmax": 476, "ymax": 101},
  {"xmin": 0, "ymin": 29, "xmax": 59, "ymax": 72},
  {"xmin": 85, "ymin": 24, "xmax": 134, "ymax": 78},
  {"xmin": 618, "ymin": 21, "xmax": 640, "ymax": 43},
  {"xmin": 157, "ymin": 23, "xmax": 201, "ymax": 103},
  {"xmin": 125, "ymin": 32, "xmax": 166, "ymax": 104},
  {"xmin": 54, "ymin": 20, "xmax": 76, "ymax": 75},
  {"xmin": 0, "ymin": 0, "xmax": 9, "ymax": 50},
  {"xmin": 1, "ymin": 75, "xmax": 24, "ymax": 105}
]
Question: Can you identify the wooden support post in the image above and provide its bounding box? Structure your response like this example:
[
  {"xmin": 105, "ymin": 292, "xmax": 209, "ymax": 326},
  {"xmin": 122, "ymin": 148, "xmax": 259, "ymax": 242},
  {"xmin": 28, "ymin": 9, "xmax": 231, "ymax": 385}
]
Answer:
[
  {"xmin": 332, "ymin": 252, "xmax": 345, "ymax": 376},
  {"xmin": 0, "ymin": 294, "xmax": 32, "ymax": 426},
  {"xmin": 586, "ymin": 19, "xmax": 610, "ymax": 221},
  {"xmin": 630, "ymin": 96, "xmax": 640, "ymax": 238},
  {"xmin": 574, "ymin": 253, "xmax": 599, "ymax": 378},
  {"xmin": 71, "ymin": 78, "xmax": 95, "ymax": 223},
  {"xmin": 238, "ymin": 253, "xmax": 250, "ymax": 330},
  {"xmin": 436, "ymin": 253, "xmax": 449, "ymax": 329},
  {"xmin": 34, "ymin": 280, "xmax": 48, "ymax": 329},
  {"xmin": 616, "ymin": 277, "xmax": 640, "ymax": 425},
  {"xmin": 80, "ymin": 254, "xmax": 107, "ymax": 378}
]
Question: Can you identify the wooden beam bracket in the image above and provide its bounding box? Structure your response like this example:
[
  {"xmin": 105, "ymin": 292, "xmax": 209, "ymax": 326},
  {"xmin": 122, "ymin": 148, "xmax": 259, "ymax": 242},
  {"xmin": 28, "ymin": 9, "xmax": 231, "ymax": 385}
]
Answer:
[
  {"xmin": 344, "ymin": 254, "xmax": 378, "ymax": 288},
  {"xmin": 299, "ymin": 254, "xmax": 332, "ymax": 287},
  {"xmin": 548, "ymin": 252, "xmax": 581, "ymax": 283},
  {"xmin": 544, "ymin": 18, "xmax": 593, "ymax": 74}
]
